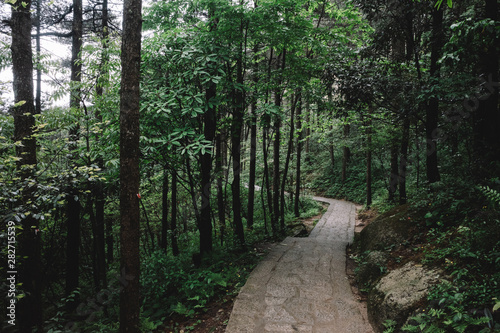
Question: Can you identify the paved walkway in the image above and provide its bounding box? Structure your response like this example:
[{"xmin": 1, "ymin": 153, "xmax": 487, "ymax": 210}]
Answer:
[{"xmin": 225, "ymin": 197, "xmax": 374, "ymax": 333}]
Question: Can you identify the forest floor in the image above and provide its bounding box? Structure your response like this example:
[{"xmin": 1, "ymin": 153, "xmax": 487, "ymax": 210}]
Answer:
[{"xmin": 160, "ymin": 208, "xmax": 328, "ymax": 333}]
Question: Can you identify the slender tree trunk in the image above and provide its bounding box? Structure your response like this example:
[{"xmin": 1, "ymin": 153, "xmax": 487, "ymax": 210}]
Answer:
[
  {"xmin": 216, "ymin": 132, "xmax": 225, "ymax": 246},
  {"xmin": 247, "ymin": 71, "xmax": 258, "ymax": 229},
  {"xmin": 426, "ymin": 6, "xmax": 442, "ymax": 184},
  {"xmin": 199, "ymin": 82, "xmax": 216, "ymax": 254},
  {"xmin": 11, "ymin": 0, "xmax": 42, "ymax": 330},
  {"xmin": 281, "ymin": 94, "xmax": 296, "ymax": 225},
  {"xmin": 263, "ymin": 127, "xmax": 275, "ymax": 235},
  {"xmin": 119, "ymin": 0, "xmax": 142, "ymax": 330},
  {"xmin": 161, "ymin": 167, "xmax": 169, "ymax": 250},
  {"xmin": 341, "ymin": 123, "xmax": 350, "ymax": 183},
  {"xmin": 399, "ymin": 118, "xmax": 410, "ymax": 204},
  {"xmin": 97, "ymin": 0, "xmax": 111, "ymax": 268},
  {"xmin": 35, "ymin": 0, "xmax": 41, "ymax": 114},
  {"xmin": 94, "ymin": 181, "xmax": 106, "ymax": 289},
  {"xmin": 66, "ymin": 0, "xmax": 83, "ymax": 311},
  {"xmin": 305, "ymin": 105, "xmax": 310, "ymax": 155},
  {"xmin": 366, "ymin": 111, "xmax": 372, "ymax": 207},
  {"xmin": 274, "ymin": 50, "xmax": 285, "ymax": 234},
  {"xmin": 273, "ymin": 111, "xmax": 281, "ymax": 234},
  {"xmin": 231, "ymin": 57, "xmax": 245, "ymax": 245},
  {"xmin": 294, "ymin": 94, "xmax": 302, "ymax": 217},
  {"xmin": 171, "ymin": 170, "xmax": 179, "ymax": 256},
  {"xmin": 388, "ymin": 141, "xmax": 399, "ymax": 202}
]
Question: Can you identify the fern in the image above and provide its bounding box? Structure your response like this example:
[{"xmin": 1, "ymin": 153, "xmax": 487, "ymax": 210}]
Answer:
[{"xmin": 479, "ymin": 186, "xmax": 500, "ymax": 209}]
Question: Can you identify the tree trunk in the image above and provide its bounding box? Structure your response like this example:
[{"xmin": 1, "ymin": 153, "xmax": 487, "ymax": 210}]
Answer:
[
  {"xmin": 247, "ymin": 72, "xmax": 258, "ymax": 230},
  {"xmin": 294, "ymin": 94, "xmax": 302, "ymax": 217},
  {"xmin": 399, "ymin": 118, "xmax": 410, "ymax": 204},
  {"xmin": 281, "ymin": 94, "xmax": 296, "ymax": 225},
  {"xmin": 199, "ymin": 81, "xmax": 216, "ymax": 254},
  {"xmin": 94, "ymin": 181, "xmax": 107, "ymax": 290},
  {"xmin": 231, "ymin": 55, "xmax": 245, "ymax": 245},
  {"xmin": 65, "ymin": 0, "xmax": 83, "ymax": 311},
  {"xmin": 341, "ymin": 124, "xmax": 350, "ymax": 183},
  {"xmin": 35, "ymin": 0, "xmax": 41, "ymax": 114},
  {"xmin": 216, "ymin": 132, "xmax": 225, "ymax": 246},
  {"xmin": 366, "ymin": 111, "xmax": 372, "ymax": 207},
  {"xmin": 263, "ymin": 127, "xmax": 275, "ymax": 235},
  {"xmin": 473, "ymin": 0, "xmax": 500, "ymax": 172},
  {"xmin": 171, "ymin": 170, "xmax": 179, "ymax": 256},
  {"xmin": 161, "ymin": 167, "xmax": 169, "ymax": 250},
  {"xmin": 274, "ymin": 50, "xmax": 285, "ymax": 234},
  {"xmin": 119, "ymin": 0, "xmax": 142, "ymax": 330},
  {"xmin": 97, "ymin": 0, "xmax": 111, "ymax": 268},
  {"xmin": 11, "ymin": 0, "xmax": 42, "ymax": 330},
  {"xmin": 426, "ymin": 6, "xmax": 442, "ymax": 184},
  {"xmin": 388, "ymin": 141, "xmax": 399, "ymax": 202}
]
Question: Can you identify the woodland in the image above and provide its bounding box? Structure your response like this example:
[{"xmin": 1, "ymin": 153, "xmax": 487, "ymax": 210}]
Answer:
[{"xmin": 0, "ymin": 0, "xmax": 499, "ymax": 332}]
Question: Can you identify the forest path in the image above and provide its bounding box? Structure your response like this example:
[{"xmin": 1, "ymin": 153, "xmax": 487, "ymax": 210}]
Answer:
[{"xmin": 225, "ymin": 197, "xmax": 373, "ymax": 333}]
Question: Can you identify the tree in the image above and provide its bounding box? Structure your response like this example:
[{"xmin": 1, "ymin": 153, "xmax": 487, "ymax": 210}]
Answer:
[
  {"xmin": 426, "ymin": 5, "xmax": 443, "ymax": 184},
  {"xmin": 119, "ymin": 0, "xmax": 142, "ymax": 330},
  {"xmin": 65, "ymin": 0, "xmax": 83, "ymax": 310},
  {"xmin": 10, "ymin": 0, "xmax": 43, "ymax": 330}
]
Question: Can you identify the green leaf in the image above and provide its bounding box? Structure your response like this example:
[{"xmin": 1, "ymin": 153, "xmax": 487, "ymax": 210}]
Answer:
[{"xmin": 14, "ymin": 100, "xmax": 26, "ymax": 108}]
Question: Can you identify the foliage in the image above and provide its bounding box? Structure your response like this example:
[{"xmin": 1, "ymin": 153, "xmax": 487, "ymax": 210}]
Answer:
[
  {"xmin": 141, "ymin": 248, "xmax": 259, "ymax": 321},
  {"xmin": 402, "ymin": 282, "xmax": 498, "ymax": 332}
]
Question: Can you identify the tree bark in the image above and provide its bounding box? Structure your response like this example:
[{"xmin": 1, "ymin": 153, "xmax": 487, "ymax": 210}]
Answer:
[
  {"xmin": 161, "ymin": 167, "xmax": 169, "ymax": 250},
  {"xmin": 65, "ymin": 0, "xmax": 83, "ymax": 311},
  {"xmin": 388, "ymin": 141, "xmax": 399, "ymax": 202},
  {"xmin": 399, "ymin": 118, "xmax": 410, "ymax": 204},
  {"xmin": 294, "ymin": 94, "xmax": 302, "ymax": 217},
  {"xmin": 171, "ymin": 170, "xmax": 179, "ymax": 256},
  {"xmin": 247, "ymin": 66, "xmax": 258, "ymax": 229},
  {"xmin": 281, "ymin": 94, "xmax": 296, "ymax": 225},
  {"xmin": 426, "ymin": 6, "xmax": 442, "ymax": 184},
  {"xmin": 119, "ymin": 0, "xmax": 142, "ymax": 330},
  {"xmin": 11, "ymin": 0, "xmax": 42, "ymax": 330},
  {"xmin": 231, "ymin": 54, "xmax": 245, "ymax": 245},
  {"xmin": 35, "ymin": 0, "xmax": 41, "ymax": 114},
  {"xmin": 341, "ymin": 124, "xmax": 350, "ymax": 183},
  {"xmin": 473, "ymin": 0, "xmax": 500, "ymax": 172},
  {"xmin": 365, "ymin": 111, "xmax": 372, "ymax": 207},
  {"xmin": 199, "ymin": 81, "xmax": 216, "ymax": 254},
  {"xmin": 216, "ymin": 132, "xmax": 225, "ymax": 246}
]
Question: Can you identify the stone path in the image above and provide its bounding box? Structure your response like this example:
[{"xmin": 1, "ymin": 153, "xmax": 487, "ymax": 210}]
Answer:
[{"xmin": 225, "ymin": 197, "xmax": 374, "ymax": 333}]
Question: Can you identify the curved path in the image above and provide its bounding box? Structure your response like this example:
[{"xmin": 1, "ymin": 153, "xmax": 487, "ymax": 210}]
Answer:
[{"xmin": 225, "ymin": 197, "xmax": 374, "ymax": 333}]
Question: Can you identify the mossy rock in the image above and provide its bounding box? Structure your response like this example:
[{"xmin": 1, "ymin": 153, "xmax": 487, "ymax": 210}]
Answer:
[
  {"xmin": 358, "ymin": 204, "xmax": 411, "ymax": 253},
  {"xmin": 367, "ymin": 262, "xmax": 441, "ymax": 333},
  {"xmin": 356, "ymin": 251, "xmax": 389, "ymax": 289}
]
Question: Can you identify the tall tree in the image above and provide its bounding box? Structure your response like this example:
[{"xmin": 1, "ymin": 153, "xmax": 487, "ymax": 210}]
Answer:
[
  {"xmin": 426, "ymin": 5, "xmax": 443, "ymax": 184},
  {"xmin": 10, "ymin": 0, "xmax": 43, "ymax": 330},
  {"xmin": 199, "ymin": 5, "xmax": 218, "ymax": 255},
  {"xmin": 119, "ymin": 0, "xmax": 142, "ymax": 330},
  {"xmin": 230, "ymin": 6, "xmax": 246, "ymax": 245},
  {"xmin": 65, "ymin": 0, "xmax": 83, "ymax": 310},
  {"xmin": 473, "ymin": 0, "xmax": 500, "ymax": 171},
  {"xmin": 294, "ymin": 93, "xmax": 302, "ymax": 217}
]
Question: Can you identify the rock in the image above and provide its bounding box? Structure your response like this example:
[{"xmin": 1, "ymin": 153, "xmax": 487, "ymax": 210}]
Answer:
[
  {"xmin": 358, "ymin": 205, "xmax": 411, "ymax": 252},
  {"xmin": 356, "ymin": 251, "xmax": 389, "ymax": 288},
  {"xmin": 367, "ymin": 262, "xmax": 441, "ymax": 333}
]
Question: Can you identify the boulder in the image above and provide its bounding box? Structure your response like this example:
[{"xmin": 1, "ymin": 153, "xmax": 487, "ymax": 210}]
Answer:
[
  {"xmin": 367, "ymin": 262, "xmax": 441, "ymax": 333},
  {"xmin": 356, "ymin": 251, "xmax": 389, "ymax": 289},
  {"xmin": 358, "ymin": 205, "xmax": 411, "ymax": 253}
]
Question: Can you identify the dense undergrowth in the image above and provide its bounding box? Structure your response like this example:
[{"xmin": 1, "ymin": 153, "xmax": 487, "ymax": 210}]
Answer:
[
  {"xmin": 353, "ymin": 179, "xmax": 500, "ymax": 333},
  {"xmin": 42, "ymin": 194, "xmax": 322, "ymax": 333}
]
